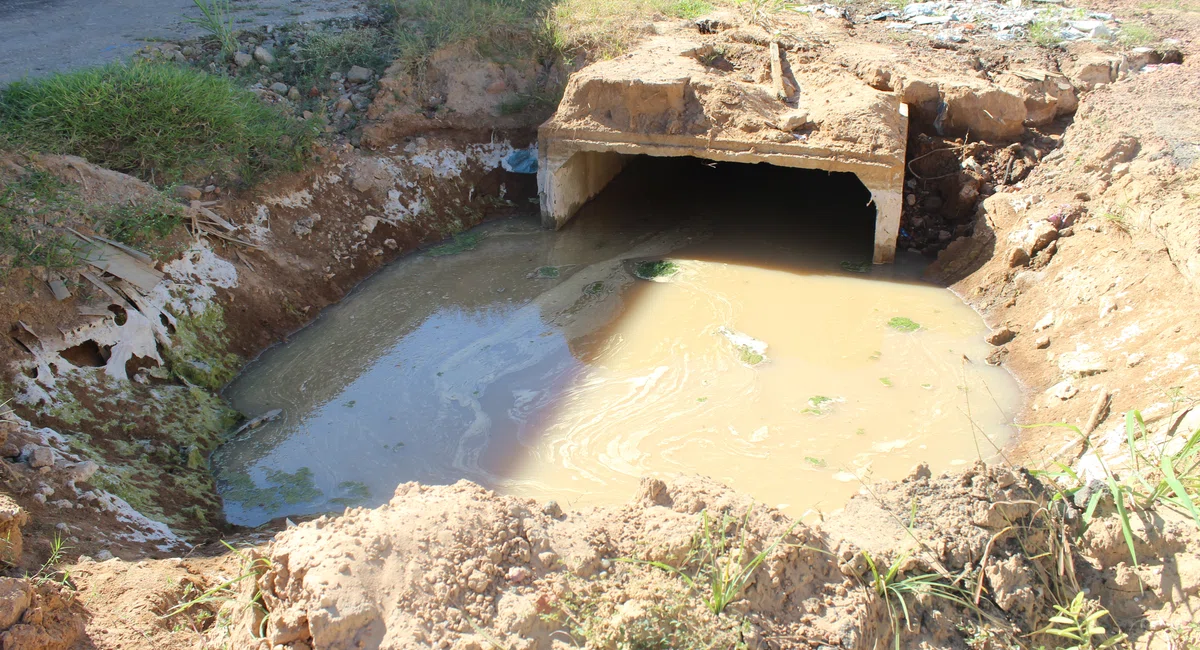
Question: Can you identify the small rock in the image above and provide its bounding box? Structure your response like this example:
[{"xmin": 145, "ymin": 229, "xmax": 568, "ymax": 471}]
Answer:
[
  {"xmin": 506, "ymin": 566, "xmax": 531, "ymax": 583},
  {"xmin": 777, "ymin": 110, "xmax": 810, "ymax": 131},
  {"xmin": 31, "ymin": 493, "xmax": 46, "ymax": 505},
  {"xmin": 346, "ymin": 65, "xmax": 373, "ymax": 83},
  {"xmin": 1033, "ymin": 313, "xmax": 1055, "ymax": 331},
  {"xmin": 253, "ymin": 45, "xmax": 274, "ymax": 65},
  {"xmin": 908, "ymin": 462, "xmax": 932, "ymax": 480},
  {"xmin": 94, "ymin": 549, "xmax": 114, "ymax": 561},
  {"xmin": 270, "ymin": 82, "xmax": 289, "ymax": 94},
  {"xmin": 485, "ymin": 80, "xmax": 507, "ymax": 94},
  {"xmin": 0, "ymin": 577, "xmax": 32, "ymax": 629},
  {"xmin": 906, "ymin": 193, "xmax": 916, "ymax": 206},
  {"xmin": 1058, "ymin": 350, "xmax": 1107, "ymax": 376},
  {"xmin": 360, "ymin": 216, "xmax": 379, "ymax": 233},
  {"xmin": 1035, "ymin": 336, "xmax": 1051, "ymax": 349},
  {"xmin": 1007, "ymin": 247, "xmax": 1030, "ymax": 268},
  {"xmin": 542, "ymin": 501, "xmax": 563, "ymax": 518},
  {"xmin": 288, "ymin": 86, "xmax": 302, "ymax": 101},
  {"xmin": 384, "ymin": 238, "xmax": 398, "ymax": 250},
  {"xmin": 1049, "ymin": 380, "xmax": 1078, "ymax": 400},
  {"xmin": 329, "ymin": 71, "xmax": 344, "ymax": 82},
  {"xmin": 1126, "ymin": 352, "xmax": 1145, "ymax": 367},
  {"xmin": 67, "ymin": 460, "xmax": 99, "ymax": 483},
  {"xmin": 29, "ymin": 447, "xmax": 54, "ymax": 469},
  {"xmin": 537, "ymin": 551, "xmax": 560, "ymax": 569},
  {"xmin": 334, "ymin": 97, "xmax": 354, "ymax": 114},
  {"xmin": 986, "ymin": 327, "xmax": 1016, "ymax": 346},
  {"xmin": 466, "ymin": 570, "xmax": 490, "ymax": 593},
  {"xmin": 174, "ymin": 185, "xmax": 203, "ymax": 201},
  {"xmin": 233, "ymin": 51, "xmax": 254, "ymax": 68}
]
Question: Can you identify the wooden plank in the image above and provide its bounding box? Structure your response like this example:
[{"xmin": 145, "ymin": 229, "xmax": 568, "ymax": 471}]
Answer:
[{"xmin": 770, "ymin": 42, "xmax": 794, "ymax": 100}]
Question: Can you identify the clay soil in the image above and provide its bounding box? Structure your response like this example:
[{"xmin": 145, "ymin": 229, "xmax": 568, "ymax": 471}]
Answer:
[{"xmin": 2, "ymin": 0, "xmax": 1200, "ymax": 648}]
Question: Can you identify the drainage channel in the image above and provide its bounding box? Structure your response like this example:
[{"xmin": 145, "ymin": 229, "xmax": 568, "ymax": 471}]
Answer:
[{"xmin": 212, "ymin": 157, "xmax": 1019, "ymax": 526}]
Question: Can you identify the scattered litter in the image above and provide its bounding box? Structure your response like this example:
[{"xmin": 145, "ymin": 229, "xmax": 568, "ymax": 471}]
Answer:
[{"xmin": 503, "ymin": 148, "xmax": 539, "ymax": 175}]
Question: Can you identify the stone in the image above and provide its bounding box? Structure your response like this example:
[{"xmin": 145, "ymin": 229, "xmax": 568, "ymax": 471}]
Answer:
[
  {"xmin": 233, "ymin": 51, "xmax": 254, "ymax": 68},
  {"xmin": 1058, "ymin": 350, "xmax": 1107, "ymax": 376},
  {"xmin": 1126, "ymin": 352, "xmax": 1145, "ymax": 367},
  {"xmin": 1007, "ymin": 247, "xmax": 1030, "ymax": 268},
  {"xmin": 270, "ymin": 82, "xmax": 289, "ymax": 94},
  {"xmin": 1033, "ymin": 312, "xmax": 1055, "ymax": 331},
  {"xmin": 0, "ymin": 578, "xmax": 32, "ymax": 629},
  {"xmin": 360, "ymin": 216, "xmax": 379, "ymax": 233},
  {"xmin": 67, "ymin": 461, "xmax": 99, "ymax": 483},
  {"xmin": 288, "ymin": 86, "xmax": 302, "ymax": 101},
  {"xmin": 334, "ymin": 97, "xmax": 354, "ymax": 114},
  {"xmin": 173, "ymin": 185, "xmax": 202, "ymax": 201},
  {"xmin": 1008, "ymin": 220, "xmax": 1058, "ymax": 257},
  {"xmin": 485, "ymin": 80, "xmax": 507, "ymax": 95},
  {"xmin": 1049, "ymin": 380, "xmax": 1078, "ymax": 400},
  {"xmin": 986, "ymin": 327, "xmax": 1016, "ymax": 346},
  {"xmin": 1035, "ymin": 336, "xmax": 1051, "ymax": 349},
  {"xmin": 506, "ymin": 566, "xmax": 531, "ymax": 583},
  {"xmin": 346, "ymin": 65, "xmax": 373, "ymax": 83},
  {"xmin": 29, "ymin": 447, "xmax": 54, "ymax": 469},
  {"xmin": 94, "ymin": 549, "xmax": 114, "ymax": 561},
  {"xmin": 777, "ymin": 110, "xmax": 810, "ymax": 131},
  {"xmin": 253, "ymin": 46, "xmax": 274, "ymax": 65}
]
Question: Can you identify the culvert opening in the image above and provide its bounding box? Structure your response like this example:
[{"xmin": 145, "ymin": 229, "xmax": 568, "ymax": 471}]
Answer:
[
  {"xmin": 213, "ymin": 150, "xmax": 1021, "ymax": 527},
  {"xmin": 563, "ymin": 155, "xmax": 880, "ymax": 268}
]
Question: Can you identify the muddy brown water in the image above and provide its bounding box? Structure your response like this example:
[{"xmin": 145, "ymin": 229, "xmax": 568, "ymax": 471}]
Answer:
[{"xmin": 213, "ymin": 158, "xmax": 1020, "ymax": 526}]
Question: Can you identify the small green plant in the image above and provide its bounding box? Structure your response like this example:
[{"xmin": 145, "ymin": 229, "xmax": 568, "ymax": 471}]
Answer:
[
  {"xmin": 841, "ymin": 260, "xmax": 870, "ymax": 273},
  {"xmin": 164, "ymin": 541, "xmax": 273, "ymax": 639},
  {"xmin": 1028, "ymin": 15, "xmax": 1064, "ymax": 47},
  {"xmin": 96, "ymin": 198, "xmax": 185, "ymax": 257},
  {"xmin": 624, "ymin": 507, "xmax": 796, "ymax": 615},
  {"xmin": 634, "ymin": 259, "xmax": 679, "ymax": 279},
  {"xmin": 188, "ymin": 0, "xmax": 238, "ymax": 56},
  {"xmin": 887, "ymin": 316, "xmax": 921, "ymax": 332},
  {"xmin": 1034, "ymin": 591, "xmax": 1127, "ymax": 649},
  {"xmin": 862, "ymin": 552, "xmax": 983, "ymax": 650},
  {"xmin": 804, "ymin": 456, "xmax": 826, "ymax": 467}
]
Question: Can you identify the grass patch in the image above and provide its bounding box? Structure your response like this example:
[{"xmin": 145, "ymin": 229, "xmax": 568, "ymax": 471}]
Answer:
[
  {"xmin": 96, "ymin": 198, "xmax": 185, "ymax": 259},
  {"xmin": 188, "ymin": 0, "xmax": 238, "ymax": 56},
  {"xmin": 427, "ymin": 230, "xmax": 485, "ymax": 256},
  {"xmin": 1027, "ymin": 15, "xmax": 1064, "ymax": 47},
  {"xmin": 1119, "ymin": 22, "xmax": 1159, "ymax": 47},
  {"xmin": 283, "ymin": 26, "xmax": 393, "ymax": 88},
  {"xmin": 887, "ymin": 316, "xmax": 921, "ymax": 332},
  {"xmin": 375, "ymin": 0, "xmax": 557, "ymax": 67},
  {"xmin": 0, "ymin": 62, "xmax": 314, "ymax": 186},
  {"xmin": 553, "ymin": 0, "xmax": 718, "ymax": 57},
  {"xmin": 0, "ymin": 170, "xmax": 80, "ymax": 272},
  {"xmin": 634, "ymin": 259, "xmax": 679, "ymax": 279}
]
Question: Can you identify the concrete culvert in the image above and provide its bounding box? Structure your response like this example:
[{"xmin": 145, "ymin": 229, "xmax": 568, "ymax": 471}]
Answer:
[{"xmin": 537, "ymin": 34, "xmax": 909, "ymax": 263}]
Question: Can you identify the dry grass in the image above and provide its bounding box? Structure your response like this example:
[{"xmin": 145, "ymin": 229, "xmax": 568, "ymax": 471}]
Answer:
[{"xmin": 552, "ymin": 0, "xmax": 719, "ymax": 57}]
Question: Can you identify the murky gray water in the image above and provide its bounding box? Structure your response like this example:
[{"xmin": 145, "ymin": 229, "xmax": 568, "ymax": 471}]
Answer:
[{"xmin": 213, "ymin": 159, "xmax": 1021, "ymax": 526}]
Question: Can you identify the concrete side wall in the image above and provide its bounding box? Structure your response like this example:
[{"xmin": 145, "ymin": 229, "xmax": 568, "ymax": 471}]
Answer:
[{"xmin": 538, "ymin": 149, "xmax": 627, "ymax": 229}]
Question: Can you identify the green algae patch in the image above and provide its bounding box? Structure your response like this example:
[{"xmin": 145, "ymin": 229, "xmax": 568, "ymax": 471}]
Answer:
[
  {"xmin": 887, "ymin": 316, "xmax": 921, "ymax": 333},
  {"xmin": 534, "ymin": 266, "xmax": 560, "ymax": 279},
  {"xmin": 738, "ymin": 345, "xmax": 765, "ymax": 366},
  {"xmin": 427, "ymin": 231, "xmax": 485, "ymax": 256},
  {"xmin": 44, "ymin": 374, "xmax": 239, "ymax": 534},
  {"xmin": 584, "ymin": 281, "xmax": 606, "ymax": 295},
  {"xmin": 840, "ymin": 260, "xmax": 870, "ymax": 273},
  {"xmin": 634, "ymin": 260, "xmax": 679, "ymax": 280},
  {"xmin": 801, "ymin": 395, "xmax": 836, "ymax": 416},
  {"xmin": 330, "ymin": 480, "xmax": 371, "ymax": 507},
  {"xmin": 219, "ymin": 467, "xmax": 323, "ymax": 511},
  {"xmin": 163, "ymin": 303, "xmax": 242, "ymax": 391}
]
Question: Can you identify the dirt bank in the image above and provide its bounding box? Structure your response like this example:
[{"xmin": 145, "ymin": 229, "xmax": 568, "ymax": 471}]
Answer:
[{"xmin": 1, "ymin": 0, "xmax": 1199, "ymax": 647}]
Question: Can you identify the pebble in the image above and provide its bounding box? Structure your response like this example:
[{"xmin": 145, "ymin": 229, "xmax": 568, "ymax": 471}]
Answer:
[
  {"xmin": 233, "ymin": 51, "xmax": 254, "ymax": 68},
  {"xmin": 1035, "ymin": 336, "xmax": 1051, "ymax": 349},
  {"xmin": 1126, "ymin": 352, "xmax": 1145, "ymax": 367},
  {"xmin": 29, "ymin": 447, "xmax": 54, "ymax": 469},
  {"xmin": 288, "ymin": 86, "xmax": 302, "ymax": 101},
  {"xmin": 346, "ymin": 65, "xmax": 373, "ymax": 83},
  {"xmin": 270, "ymin": 82, "xmax": 290, "ymax": 94},
  {"xmin": 174, "ymin": 185, "xmax": 202, "ymax": 201},
  {"xmin": 253, "ymin": 45, "xmax": 274, "ymax": 65},
  {"xmin": 986, "ymin": 327, "xmax": 1016, "ymax": 346}
]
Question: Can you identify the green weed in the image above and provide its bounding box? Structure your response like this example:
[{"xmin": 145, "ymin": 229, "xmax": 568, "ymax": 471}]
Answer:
[
  {"xmin": 1034, "ymin": 591, "xmax": 1127, "ymax": 649},
  {"xmin": 294, "ymin": 27, "xmax": 393, "ymax": 84},
  {"xmin": 738, "ymin": 345, "xmax": 764, "ymax": 366},
  {"xmin": 0, "ymin": 62, "xmax": 314, "ymax": 186},
  {"xmin": 96, "ymin": 198, "xmax": 185, "ymax": 258},
  {"xmin": 862, "ymin": 551, "xmax": 985, "ymax": 650},
  {"xmin": 802, "ymin": 395, "xmax": 835, "ymax": 415},
  {"xmin": 1119, "ymin": 22, "xmax": 1158, "ymax": 47},
  {"xmin": 625, "ymin": 507, "xmax": 796, "ymax": 615},
  {"xmin": 188, "ymin": 0, "xmax": 238, "ymax": 56}
]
